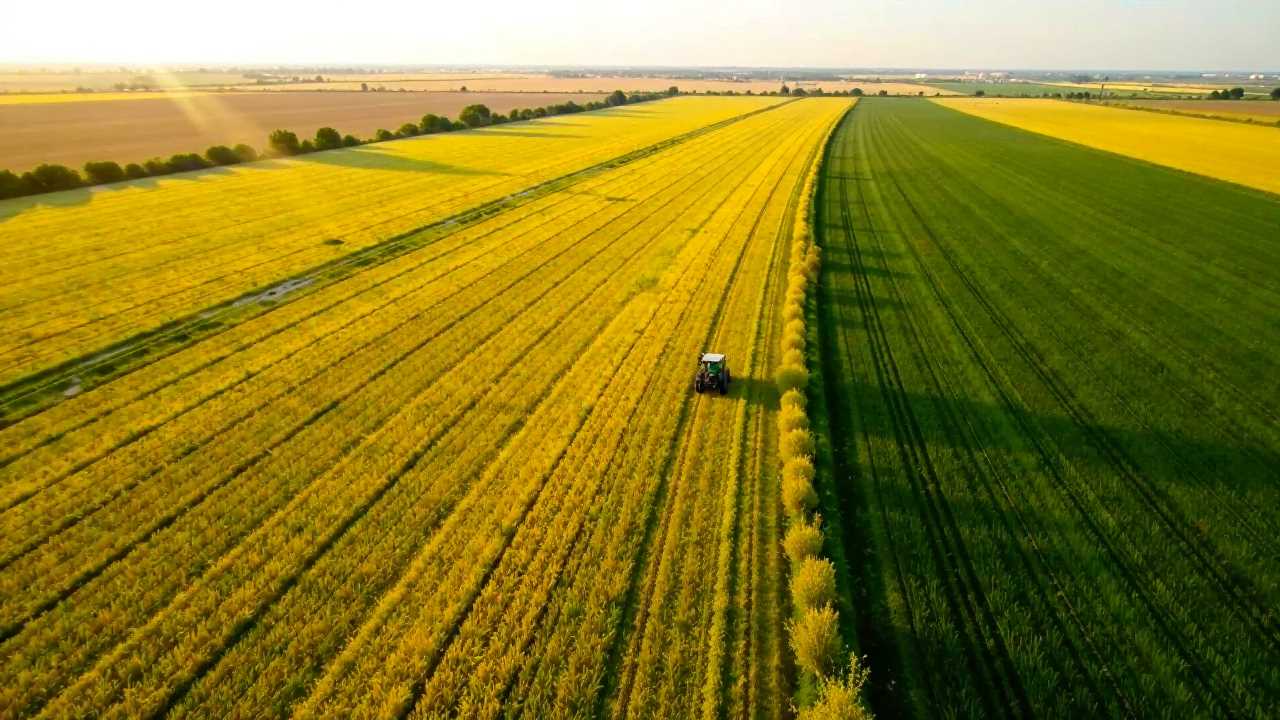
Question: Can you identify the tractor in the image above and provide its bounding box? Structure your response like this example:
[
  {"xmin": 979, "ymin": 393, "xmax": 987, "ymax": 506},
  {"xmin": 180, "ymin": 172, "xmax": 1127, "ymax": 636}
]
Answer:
[{"xmin": 694, "ymin": 352, "xmax": 731, "ymax": 395}]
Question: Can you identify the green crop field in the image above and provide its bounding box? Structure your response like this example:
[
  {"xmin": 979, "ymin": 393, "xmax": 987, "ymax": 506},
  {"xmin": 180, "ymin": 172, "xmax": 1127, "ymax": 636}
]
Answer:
[{"xmin": 813, "ymin": 98, "xmax": 1280, "ymax": 718}]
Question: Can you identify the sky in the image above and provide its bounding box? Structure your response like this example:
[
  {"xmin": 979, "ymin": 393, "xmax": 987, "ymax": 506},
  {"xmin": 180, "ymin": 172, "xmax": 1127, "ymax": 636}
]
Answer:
[{"xmin": 3, "ymin": 0, "xmax": 1277, "ymax": 71}]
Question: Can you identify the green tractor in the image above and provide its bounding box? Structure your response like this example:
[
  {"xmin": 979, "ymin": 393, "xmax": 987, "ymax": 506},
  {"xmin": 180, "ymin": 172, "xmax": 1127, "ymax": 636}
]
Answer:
[{"xmin": 694, "ymin": 352, "xmax": 731, "ymax": 395}]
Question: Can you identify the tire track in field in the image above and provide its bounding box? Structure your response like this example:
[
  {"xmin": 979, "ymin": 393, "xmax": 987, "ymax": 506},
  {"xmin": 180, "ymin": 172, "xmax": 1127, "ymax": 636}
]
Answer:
[
  {"xmin": 164, "ymin": 109, "xmax": 803, "ymax": 719},
  {"xmin": 887, "ymin": 108, "xmax": 1280, "ymax": 658},
  {"xmin": 428, "ymin": 107, "xmax": 813, "ymax": 718},
  {"xmin": 834, "ymin": 106, "xmax": 1050, "ymax": 718},
  {"xmin": 2, "ymin": 142, "xmax": 742, "ymax": 707},
  {"xmin": 10, "ymin": 113, "xmax": 783, "ymax": 712},
  {"xmin": 862, "ymin": 117, "xmax": 1130, "ymax": 717},
  {"xmin": 890, "ymin": 118, "xmax": 1280, "ymax": 556},
  {"xmin": 606, "ymin": 136, "xmax": 801, "ymax": 717},
  {"xmin": 870, "ymin": 112, "xmax": 1253, "ymax": 716}
]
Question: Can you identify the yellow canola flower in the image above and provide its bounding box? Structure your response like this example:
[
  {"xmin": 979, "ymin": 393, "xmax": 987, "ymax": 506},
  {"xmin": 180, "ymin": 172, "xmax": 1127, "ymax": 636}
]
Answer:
[{"xmin": 936, "ymin": 98, "xmax": 1280, "ymax": 196}]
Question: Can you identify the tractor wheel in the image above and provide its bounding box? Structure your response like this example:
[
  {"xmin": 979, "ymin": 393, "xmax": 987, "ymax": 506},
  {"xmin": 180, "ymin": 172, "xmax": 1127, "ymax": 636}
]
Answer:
[
  {"xmin": 694, "ymin": 379, "xmax": 703, "ymax": 394},
  {"xmin": 719, "ymin": 378, "xmax": 728, "ymax": 395}
]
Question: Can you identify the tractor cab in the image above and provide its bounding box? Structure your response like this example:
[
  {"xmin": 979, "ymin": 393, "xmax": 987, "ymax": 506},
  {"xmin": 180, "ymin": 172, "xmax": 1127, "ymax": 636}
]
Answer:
[{"xmin": 694, "ymin": 352, "xmax": 731, "ymax": 395}]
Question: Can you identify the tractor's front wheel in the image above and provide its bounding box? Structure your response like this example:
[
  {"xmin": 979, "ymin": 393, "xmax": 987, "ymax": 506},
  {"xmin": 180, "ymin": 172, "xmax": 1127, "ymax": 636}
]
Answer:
[{"xmin": 694, "ymin": 378, "xmax": 704, "ymax": 394}]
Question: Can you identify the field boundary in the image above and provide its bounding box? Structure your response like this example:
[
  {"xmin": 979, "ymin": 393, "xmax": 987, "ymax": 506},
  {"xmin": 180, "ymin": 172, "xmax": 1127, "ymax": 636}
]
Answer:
[{"xmin": 0, "ymin": 97, "xmax": 796, "ymax": 426}]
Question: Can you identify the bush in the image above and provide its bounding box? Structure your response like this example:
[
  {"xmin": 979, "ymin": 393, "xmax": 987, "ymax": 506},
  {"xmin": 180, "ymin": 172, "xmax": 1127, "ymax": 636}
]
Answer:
[
  {"xmin": 397, "ymin": 123, "xmax": 420, "ymax": 138},
  {"xmin": 778, "ymin": 403, "xmax": 809, "ymax": 434},
  {"xmin": 790, "ymin": 606, "xmax": 842, "ymax": 677},
  {"xmin": 124, "ymin": 163, "xmax": 148, "ymax": 179},
  {"xmin": 459, "ymin": 103, "xmax": 492, "ymax": 127},
  {"xmin": 780, "ymin": 388, "xmax": 806, "ymax": 411},
  {"xmin": 783, "ymin": 473, "xmax": 818, "ymax": 518},
  {"xmin": 798, "ymin": 655, "xmax": 872, "ymax": 720},
  {"xmin": 145, "ymin": 158, "xmax": 173, "ymax": 175},
  {"xmin": 83, "ymin": 161, "xmax": 125, "ymax": 184},
  {"xmin": 299, "ymin": 140, "xmax": 315, "ymax": 153},
  {"xmin": 420, "ymin": 113, "xmax": 453, "ymax": 133},
  {"xmin": 0, "ymin": 169, "xmax": 27, "ymax": 199},
  {"xmin": 205, "ymin": 145, "xmax": 240, "ymax": 165},
  {"xmin": 233, "ymin": 144, "xmax": 258, "ymax": 162},
  {"xmin": 314, "ymin": 126, "xmax": 343, "ymax": 150},
  {"xmin": 25, "ymin": 163, "xmax": 82, "ymax": 192},
  {"xmin": 791, "ymin": 557, "xmax": 837, "ymax": 611},
  {"xmin": 784, "ymin": 516, "xmax": 824, "ymax": 565},
  {"xmin": 776, "ymin": 363, "xmax": 809, "ymax": 393},
  {"xmin": 268, "ymin": 129, "xmax": 301, "ymax": 156},
  {"xmin": 375, "ymin": 128, "xmax": 395, "ymax": 142},
  {"xmin": 607, "ymin": 89, "xmax": 627, "ymax": 107},
  {"xmin": 342, "ymin": 134, "xmax": 360, "ymax": 147}
]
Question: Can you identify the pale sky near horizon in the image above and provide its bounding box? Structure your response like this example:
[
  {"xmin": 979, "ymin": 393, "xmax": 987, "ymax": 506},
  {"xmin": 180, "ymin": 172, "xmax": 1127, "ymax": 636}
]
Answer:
[{"xmin": 3, "ymin": 0, "xmax": 1277, "ymax": 71}]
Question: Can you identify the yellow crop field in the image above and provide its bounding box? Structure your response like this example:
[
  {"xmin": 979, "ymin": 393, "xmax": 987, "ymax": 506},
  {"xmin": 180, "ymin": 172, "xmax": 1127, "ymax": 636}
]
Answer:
[
  {"xmin": 0, "ymin": 97, "xmax": 851, "ymax": 718},
  {"xmin": 1044, "ymin": 80, "xmax": 1219, "ymax": 95},
  {"xmin": 936, "ymin": 98, "xmax": 1280, "ymax": 195},
  {"xmin": 0, "ymin": 96, "xmax": 781, "ymax": 386}
]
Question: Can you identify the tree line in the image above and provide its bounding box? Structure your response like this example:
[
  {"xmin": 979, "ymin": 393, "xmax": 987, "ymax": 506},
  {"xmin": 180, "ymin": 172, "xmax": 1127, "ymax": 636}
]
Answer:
[{"xmin": 0, "ymin": 89, "xmax": 669, "ymax": 201}]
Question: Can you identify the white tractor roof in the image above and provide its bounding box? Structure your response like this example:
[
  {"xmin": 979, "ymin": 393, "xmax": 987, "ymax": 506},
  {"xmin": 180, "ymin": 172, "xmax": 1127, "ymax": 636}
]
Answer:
[{"xmin": 701, "ymin": 353, "xmax": 725, "ymax": 363}]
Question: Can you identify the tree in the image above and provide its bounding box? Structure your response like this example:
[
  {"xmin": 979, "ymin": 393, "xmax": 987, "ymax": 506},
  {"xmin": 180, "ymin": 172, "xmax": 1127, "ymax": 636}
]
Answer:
[
  {"xmin": 397, "ymin": 122, "xmax": 420, "ymax": 137},
  {"xmin": 83, "ymin": 161, "xmax": 125, "ymax": 184},
  {"xmin": 1229, "ymin": 87, "xmax": 1245, "ymax": 100},
  {"xmin": 459, "ymin": 85, "xmax": 468, "ymax": 92},
  {"xmin": 314, "ymin": 126, "xmax": 343, "ymax": 150},
  {"xmin": 667, "ymin": 85, "xmax": 679, "ymax": 96},
  {"xmin": 168, "ymin": 153, "xmax": 212, "ymax": 172},
  {"xmin": 233, "ymin": 144, "xmax": 258, "ymax": 162},
  {"xmin": 375, "ymin": 128, "xmax": 395, "ymax": 141},
  {"xmin": 205, "ymin": 145, "xmax": 240, "ymax": 165},
  {"xmin": 144, "ymin": 158, "xmax": 172, "ymax": 175},
  {"xmin": 974, "ymin": 89, "xmax": 985, "ymax": 97},
  {"xmin": 25, "ymin": 164, "xmax": 82, "ymax": 192},
  {"xmin": 124, "ymin": 163, "xmax": 148, "ymax": 179},
  {"xmin": 606, "ymin": 89, "xmax": 627, "ymax": 106},
  {"xmin": 792, "ymin": 87, "xmax": 808, "ymax": 97},
  {"xmin": 299, "ymin": 140, "xmax": 316, "ymax": 153},
  {"xmin": 878, "ymin": 89, "xmax": 888, "ymax": 97},
  {"xmin": 361, "ymin": 82, "xmax": 369, "ymax": 92},
  {"xmin": 851, "ymin": 88, "xmax": 863, "ymax": 97},
  {"xmin": 268, "ymin": 129, "xmax": 301, "ymax": 156},
  {"xmin": 420, "ymin": 113, "xmax": 452, "ymax": 133},
  {"xmin": 0, "ymin": 169, "xmax": 27, "ymax": 199},
  {"xmin": 1209, "ymin": 90, "xmax": 1222, "ymax": 99},
  {"xmin": 459, "ymin": 103, "xmax": 492, "ymax": 127},
  {"xmin": 342, "ymin": 134, "xmax": 360, "ymax": 147},
  {"xmin": 780, "ymin": 83, "xmax": 791, "ymax": 96},
  {"xmin": 1272, "ymin": 87, "xmax": 1280, "ymax": 100}
]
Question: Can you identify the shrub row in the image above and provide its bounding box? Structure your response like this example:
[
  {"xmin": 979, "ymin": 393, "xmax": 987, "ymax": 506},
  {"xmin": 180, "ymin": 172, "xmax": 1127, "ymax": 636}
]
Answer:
[
  {"xmin": 0, "ymin": 89, "xmax": 667, "ymax": 201},
  {"xmin": 777, "ymin": 106, "xmax": 872, "ymax": 719}
]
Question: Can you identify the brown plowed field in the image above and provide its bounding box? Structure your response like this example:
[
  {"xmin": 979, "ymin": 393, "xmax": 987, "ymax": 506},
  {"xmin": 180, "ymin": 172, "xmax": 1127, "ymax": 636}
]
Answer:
[{"xmin": 0, "ymin": 90, "xmax": 605, "ymax": 171}]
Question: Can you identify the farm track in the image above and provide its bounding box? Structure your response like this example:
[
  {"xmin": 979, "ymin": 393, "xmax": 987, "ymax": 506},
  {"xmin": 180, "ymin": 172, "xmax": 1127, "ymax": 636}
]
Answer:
[
  {"xmin": 816, "ymin": 99, "xmax": 1280, "ymax": 718},
  {"xmin": 0, "ymin": 97, "xmax": 851, "ymax": 718}
]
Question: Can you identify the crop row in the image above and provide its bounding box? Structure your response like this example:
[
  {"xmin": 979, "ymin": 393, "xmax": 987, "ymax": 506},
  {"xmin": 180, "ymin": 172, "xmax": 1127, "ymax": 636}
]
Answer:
[
  {"xmin": 0, "ymin": 96, "xmax": 784, "ymax": 384},
  {"xmin": 816, "ymin": 99, "xmax": 1278, "ymax": 717},
  {"xmin": 0, "ymin": 99, "xmax": 843, "ymax": 718}
]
